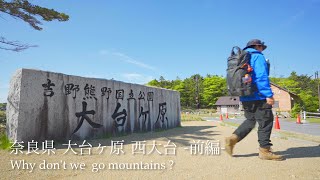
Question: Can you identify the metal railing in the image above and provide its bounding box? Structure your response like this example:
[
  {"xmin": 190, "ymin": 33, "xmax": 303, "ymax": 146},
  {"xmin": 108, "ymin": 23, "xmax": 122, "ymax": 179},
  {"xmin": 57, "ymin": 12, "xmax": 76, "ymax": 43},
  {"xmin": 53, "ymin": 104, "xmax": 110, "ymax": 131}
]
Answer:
[{"xmin": 302, "ymin": 111, "xmax": 320, "ymax": 120}]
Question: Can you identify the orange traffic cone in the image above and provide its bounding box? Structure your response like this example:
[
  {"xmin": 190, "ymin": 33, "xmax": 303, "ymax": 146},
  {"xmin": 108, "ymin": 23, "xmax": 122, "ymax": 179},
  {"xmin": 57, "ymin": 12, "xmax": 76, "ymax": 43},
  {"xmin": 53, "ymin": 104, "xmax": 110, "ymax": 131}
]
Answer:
[
  {"xmin": 225, "ymin": 113, "xmax": 229, "ymax": 119},
  {"xmin": 296, "ymin": 114, "xmax": 302, "ymax": 124},
  {"xmin": 274, "ymin": 115, "xmax": 280, "ymax": 130},
  {"xmin": 220, "ymin": 114, "xmax": 223, "ymax": 121}
]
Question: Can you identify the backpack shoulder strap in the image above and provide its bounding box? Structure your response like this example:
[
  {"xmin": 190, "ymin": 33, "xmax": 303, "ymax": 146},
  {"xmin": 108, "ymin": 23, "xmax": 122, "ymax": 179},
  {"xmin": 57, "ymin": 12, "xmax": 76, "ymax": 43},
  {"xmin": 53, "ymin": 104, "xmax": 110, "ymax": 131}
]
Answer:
[{"xmin": 247, "ymin": 51, "xmax": 262, "ymax": 55}]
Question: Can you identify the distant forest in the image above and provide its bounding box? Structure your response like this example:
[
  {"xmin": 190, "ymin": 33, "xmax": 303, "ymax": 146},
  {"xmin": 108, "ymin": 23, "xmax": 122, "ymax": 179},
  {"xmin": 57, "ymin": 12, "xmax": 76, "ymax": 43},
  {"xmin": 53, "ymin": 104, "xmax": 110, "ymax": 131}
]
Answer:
[{"xmin": 147, "ymin": 72, "xmax": 319, "ymax": 114}]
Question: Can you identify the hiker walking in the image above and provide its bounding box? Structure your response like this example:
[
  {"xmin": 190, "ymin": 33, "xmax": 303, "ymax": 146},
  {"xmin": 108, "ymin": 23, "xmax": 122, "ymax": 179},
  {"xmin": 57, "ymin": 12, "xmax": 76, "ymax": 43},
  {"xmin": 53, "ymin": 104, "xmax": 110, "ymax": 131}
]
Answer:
[{"xmin": 225, "ymin": 39, "xmax": 284, "ymax": 161}]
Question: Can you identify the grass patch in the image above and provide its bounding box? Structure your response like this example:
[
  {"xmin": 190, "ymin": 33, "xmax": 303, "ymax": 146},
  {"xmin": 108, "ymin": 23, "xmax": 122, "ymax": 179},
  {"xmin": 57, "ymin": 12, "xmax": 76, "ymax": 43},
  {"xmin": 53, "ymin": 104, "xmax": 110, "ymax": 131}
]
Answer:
[
  {"xmin": 181, "ymin": 114, "xmax": 204, "ymax": 121},
  {"xmin": 155, "ymin": 128, "xmax": 167, "ymax": 132},
  {"xmin": 97, "ymin": 132, "xmax": 113, "ymax": 139},
  {"xmin": 197, "ymin": 113, "xmax": 219, "ymax": 118},
  {"xmin": 277, "ymin": 131, "xmax": 320, "ymax": 143},
  {"xmin": 307, "ymin": 118, "xmax": 320, "ymax": 124},
  {"xmin": 114, "ymin": 131, "xmax": 129, "ymax": 138},
  {"xmin": 221, "ymin": 121, "xmax": 240, "ymax": 128},
  {"xmin": 0, "ymin": 133, "xmax": 12, "ymax": 150},
  {"xmin": 284, "ymin": 117, "xmax": 320, "ymax": 124},
  {"xmin": 0, "ymin": 120, "xmax": 10, "ymax": 150}
]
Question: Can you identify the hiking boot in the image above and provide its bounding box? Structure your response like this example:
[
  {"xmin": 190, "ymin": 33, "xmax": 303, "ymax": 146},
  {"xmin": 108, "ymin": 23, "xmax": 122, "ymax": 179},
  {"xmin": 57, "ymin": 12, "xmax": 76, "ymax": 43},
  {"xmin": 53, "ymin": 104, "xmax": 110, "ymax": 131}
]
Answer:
[
  {"xmin": 259, "ymin": 147, "xmax": 285, "ymax": 161},
  {"xmin": 225, "ymin": 134, "xmax": 239, "ymax": 156}
]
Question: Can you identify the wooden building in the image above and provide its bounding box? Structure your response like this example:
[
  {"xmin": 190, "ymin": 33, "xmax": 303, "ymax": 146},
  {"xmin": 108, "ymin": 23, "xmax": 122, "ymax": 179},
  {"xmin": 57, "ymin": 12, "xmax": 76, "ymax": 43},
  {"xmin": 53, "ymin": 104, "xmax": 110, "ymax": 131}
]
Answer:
[
  {"xmin": 215, "ymin": 83, "xmax": 299, "ymax": 114},
  {"xmin": 270, "ymin": 82, "xmax": 299, "ymax": 112},
  {"xmin": 215, "ymin": 96, "xmax": 240, "ymax": 114}
]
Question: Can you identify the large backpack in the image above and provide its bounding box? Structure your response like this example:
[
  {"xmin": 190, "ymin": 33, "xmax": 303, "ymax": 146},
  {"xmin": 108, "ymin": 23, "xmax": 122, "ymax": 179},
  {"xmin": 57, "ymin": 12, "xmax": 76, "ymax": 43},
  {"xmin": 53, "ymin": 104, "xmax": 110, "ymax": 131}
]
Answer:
[{"xmin": 226, "ymin": 46, "xmax": 255, "ymax": 97}]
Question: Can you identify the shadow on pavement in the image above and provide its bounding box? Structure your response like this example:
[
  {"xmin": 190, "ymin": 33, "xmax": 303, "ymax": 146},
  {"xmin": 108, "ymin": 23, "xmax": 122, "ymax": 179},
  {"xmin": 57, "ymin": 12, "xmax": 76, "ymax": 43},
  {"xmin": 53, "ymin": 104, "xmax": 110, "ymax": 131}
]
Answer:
[
  {"xmin": 233, "ymin": 145, "xmax": 320, "ymax": 159},
  {"xmin": 280, "ymin": 145, "xmax": 320, "ymax": 159},
  {"xmin": 233, "ymin": 153, "xmax": 258, "ymax": 158}
]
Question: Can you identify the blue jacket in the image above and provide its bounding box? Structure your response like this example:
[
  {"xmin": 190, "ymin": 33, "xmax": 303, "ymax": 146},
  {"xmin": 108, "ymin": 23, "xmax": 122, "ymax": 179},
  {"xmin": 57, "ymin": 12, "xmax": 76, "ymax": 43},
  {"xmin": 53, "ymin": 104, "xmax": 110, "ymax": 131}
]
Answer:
[{"xmin": 240, "ymin": 48, "xmax": 273, "ymax": 102}]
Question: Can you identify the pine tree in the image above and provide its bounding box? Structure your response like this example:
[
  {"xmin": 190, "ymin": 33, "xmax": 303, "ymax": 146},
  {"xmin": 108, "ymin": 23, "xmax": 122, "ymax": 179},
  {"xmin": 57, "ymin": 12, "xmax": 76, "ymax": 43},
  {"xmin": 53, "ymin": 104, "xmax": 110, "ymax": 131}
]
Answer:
[{"xmin": 0, "ymin": 0, "xmax": 69, "ymax": 51}]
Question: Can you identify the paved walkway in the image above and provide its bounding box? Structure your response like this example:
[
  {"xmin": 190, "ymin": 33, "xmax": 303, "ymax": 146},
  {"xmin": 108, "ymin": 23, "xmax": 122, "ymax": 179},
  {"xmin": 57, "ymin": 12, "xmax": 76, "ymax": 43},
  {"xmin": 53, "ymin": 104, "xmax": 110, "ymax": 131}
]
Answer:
[{"xmin": 203, "ymin": 117, "xmax": 320, "ymax": 136}]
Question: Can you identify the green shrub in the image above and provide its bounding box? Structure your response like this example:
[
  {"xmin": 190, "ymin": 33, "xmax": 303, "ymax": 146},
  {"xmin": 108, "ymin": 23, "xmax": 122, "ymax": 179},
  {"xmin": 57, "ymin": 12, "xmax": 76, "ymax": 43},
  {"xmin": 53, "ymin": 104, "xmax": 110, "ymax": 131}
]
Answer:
[
  {"xmin": 181, "ymin": 113, "xmax": 203, "ymax": 121},
  {"xmin": 0, "ymin": 133, "xmax": 12, "ymax": 150},
  {"xmin": 290, "ymin": 103, "xmax": 301, "ymax": 118},
  {"xmin": 0, "ymin": 111, "xmax": 5, "ymax": 123}
]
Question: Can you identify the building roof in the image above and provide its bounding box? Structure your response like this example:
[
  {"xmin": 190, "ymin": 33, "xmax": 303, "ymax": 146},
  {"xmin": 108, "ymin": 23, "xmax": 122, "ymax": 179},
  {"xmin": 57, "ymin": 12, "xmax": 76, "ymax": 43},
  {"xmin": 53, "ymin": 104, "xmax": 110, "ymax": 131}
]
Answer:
[
  {"xmin": 270, "ymin": 82, "xmax": 299, "ymax": 97},
  {"xmin": 215, "ymin": 96, "xmax": 240, "ymax": 106}
]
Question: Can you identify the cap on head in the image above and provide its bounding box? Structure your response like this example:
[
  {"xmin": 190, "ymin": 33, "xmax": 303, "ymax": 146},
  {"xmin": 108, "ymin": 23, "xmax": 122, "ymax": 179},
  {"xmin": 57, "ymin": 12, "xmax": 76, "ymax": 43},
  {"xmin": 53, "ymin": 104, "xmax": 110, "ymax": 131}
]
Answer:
[{"xmin": 244, "ymin": 39, "xmax": 267, "ymax": 50}]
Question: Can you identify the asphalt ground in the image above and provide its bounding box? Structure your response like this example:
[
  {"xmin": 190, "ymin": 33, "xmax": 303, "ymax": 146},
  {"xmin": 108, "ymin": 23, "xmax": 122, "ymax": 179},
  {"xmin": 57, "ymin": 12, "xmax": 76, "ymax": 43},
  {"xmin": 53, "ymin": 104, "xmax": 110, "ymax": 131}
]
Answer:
[{"xmin": 203, "ymin": 116, "xmax": 320, "ymax": 137}]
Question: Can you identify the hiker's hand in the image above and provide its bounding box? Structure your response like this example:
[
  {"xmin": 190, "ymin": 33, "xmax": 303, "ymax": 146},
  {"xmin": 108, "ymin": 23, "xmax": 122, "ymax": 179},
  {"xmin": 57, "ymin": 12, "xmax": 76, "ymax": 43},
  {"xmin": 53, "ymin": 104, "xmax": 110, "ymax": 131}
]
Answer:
[{"xmin": 266, "ymin": 97, "xmax": 274, "ymax": 105}]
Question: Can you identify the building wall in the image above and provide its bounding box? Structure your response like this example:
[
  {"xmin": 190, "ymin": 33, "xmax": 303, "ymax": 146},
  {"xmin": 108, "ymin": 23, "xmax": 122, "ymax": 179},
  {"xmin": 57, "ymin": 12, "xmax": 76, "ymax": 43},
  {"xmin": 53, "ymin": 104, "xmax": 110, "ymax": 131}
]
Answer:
[
  {"xmin": 271, "ymin": 85, "xmax": 292, "ymax": 111},
  {"xmin": 217, "ymin": 105, "xmax": 239, "ymax": 114}
]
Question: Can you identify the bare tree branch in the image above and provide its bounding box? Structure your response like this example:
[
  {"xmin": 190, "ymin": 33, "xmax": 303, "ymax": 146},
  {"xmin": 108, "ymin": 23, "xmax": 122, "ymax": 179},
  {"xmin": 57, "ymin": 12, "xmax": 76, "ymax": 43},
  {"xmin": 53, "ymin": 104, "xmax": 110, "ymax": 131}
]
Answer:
[
  {"xmin": 0, "ymin": 0, "xmax": 69, "ymax": 51},
  {"xmin": 0, "ymin": 36, "xmax": 37, "ymax": 52}
]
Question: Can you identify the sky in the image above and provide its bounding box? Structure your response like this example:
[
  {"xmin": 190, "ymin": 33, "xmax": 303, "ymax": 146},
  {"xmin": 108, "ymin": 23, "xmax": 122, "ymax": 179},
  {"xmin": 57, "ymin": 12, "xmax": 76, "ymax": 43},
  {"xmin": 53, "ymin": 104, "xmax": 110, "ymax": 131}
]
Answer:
[{"xmin": 1, "ymin": 0, "xmax": 320, "ymax": 102}]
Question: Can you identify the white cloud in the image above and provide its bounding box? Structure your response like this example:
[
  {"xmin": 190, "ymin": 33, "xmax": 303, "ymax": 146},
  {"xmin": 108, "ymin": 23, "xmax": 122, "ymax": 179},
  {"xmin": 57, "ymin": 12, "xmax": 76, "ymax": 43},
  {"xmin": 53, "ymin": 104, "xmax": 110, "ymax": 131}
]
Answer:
[
  {"xmin": 278, "ymin": 0, "xmax": 320, "ymax": 30},
  {"xmin": 99, "ymin": 50, "xmax": 156, "ymax": 70},
  {"xmin": 99, "ymin": 50, "xmax": 109, "ymax": 55},
  {"xmin": 112, "ymin": 52, "xmax": 156, "ymax": 70},
  {"xmin": 282, "ymin": 10, "xmax": 305, "ymax": 28},
  {"xmin": 121, "ymin": 73, "xmax": 154, "ymax": 84},
  {"xmin": 81, "ymin": 72, "xmax": 153, "ymax": 84}
]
